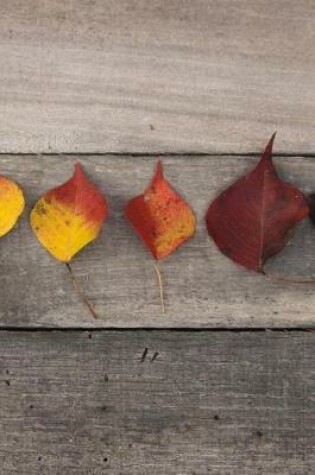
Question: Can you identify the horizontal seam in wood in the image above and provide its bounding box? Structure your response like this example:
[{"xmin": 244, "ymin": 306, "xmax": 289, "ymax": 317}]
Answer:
[
  {"xmin": 0, "ymin": 327, "xmax": 313, "ymax": 333},
  {"xmin": 0, "ymin": 152, "xmax": 315, "ymax": 158}
]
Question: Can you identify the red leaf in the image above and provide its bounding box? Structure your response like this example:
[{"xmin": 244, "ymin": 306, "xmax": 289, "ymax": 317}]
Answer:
[
  {"xmin": 206, "ymin": 134, "xmax": 309, "ymax": 272},
  {"xmin": 125, "ymin": 161, "xmax": 196, "ymax": 260}
]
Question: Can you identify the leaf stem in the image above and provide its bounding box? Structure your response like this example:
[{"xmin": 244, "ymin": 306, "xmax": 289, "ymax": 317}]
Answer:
[
  {"xmin": 154, "ymin": 262, "xmax": 165, "ymax": 315},
  {"xmin": 263, "ymin": 269, "xmax": 315, "ymax": 284},
  {"xmin": 66, "ymin": 262, "xmax": 99, "ymax": 319}
]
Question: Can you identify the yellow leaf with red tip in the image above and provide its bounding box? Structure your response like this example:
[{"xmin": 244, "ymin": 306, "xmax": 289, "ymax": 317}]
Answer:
[
  {"xmin": 31, "ymin": 163, "xmax": 108, "ymax": 262},
  {"xmin": 125, "ymin": 161, "xmax": 196, "ymax": 260},
  {"xmin": 0, "ymin": 175, "xmax": 25, "ymax": 237}
]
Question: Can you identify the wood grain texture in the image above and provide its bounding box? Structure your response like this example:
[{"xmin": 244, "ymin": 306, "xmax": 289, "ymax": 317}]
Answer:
[
  {"xmin": 0, "ymin": 330, "xmax": 313, "ymax": 474},
  {"xmin": 0, "ymin": 0, "xmax": 314, "ymax": 154},
  {"xmin": 1, "ymin": 154, "xmax": 315, "ymax": 328}
]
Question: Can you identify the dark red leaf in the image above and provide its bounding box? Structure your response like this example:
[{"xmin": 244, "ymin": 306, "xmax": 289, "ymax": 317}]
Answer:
[
  {"xmin": 307, "ymin": 194, "xmax": 315, "ymax": 225},
  {"xmin": 206, "ymin": 134, "xmax": 309, "ymax": 273}
]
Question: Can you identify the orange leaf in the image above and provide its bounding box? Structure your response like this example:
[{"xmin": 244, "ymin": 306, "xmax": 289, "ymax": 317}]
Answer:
[
  {"xmin": 0, "ymin": 175, "xmax": 25, "ymax": 237},
  {"xmin": 31, "ymin": 163, "xmax": 108, "ymax": 262},
  {"xmin": 125, "ymin": 161, "xmax": 196, "ymax": 260}
]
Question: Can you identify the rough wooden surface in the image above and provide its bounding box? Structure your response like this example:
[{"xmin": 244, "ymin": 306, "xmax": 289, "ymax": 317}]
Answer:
[
  {"xmin": 0, "ymin": 0, "xmax": 314, "ymax": 154},
  {"xmin": 1, "ymin": 154, "xmax": 315, "ymax": 328},
  {"xmin": 0, "ymin": 330, "xmax": 313, "ymax": 474}
]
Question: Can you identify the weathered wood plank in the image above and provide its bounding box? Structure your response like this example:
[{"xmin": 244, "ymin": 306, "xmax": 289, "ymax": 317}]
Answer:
[
  {"xmin": 0, "ymin": 330, "xmax": 313, "ymax": 474},
  {"xmin": 0, "ymin": 0, "xmax": 314, "ymax": 153},
  {"xmin": 1, "ymin": 154, "xmax": 315, "ymax": 328}
]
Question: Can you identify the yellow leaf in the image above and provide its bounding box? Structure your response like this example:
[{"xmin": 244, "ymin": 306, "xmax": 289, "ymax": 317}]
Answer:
[
  {"xmin": 30, "ymin": 163, "xmax": 108, "ymax": 262},
  {"xmin": 0, "ymin": 175, "xmax": 25, "ymax": 237}
]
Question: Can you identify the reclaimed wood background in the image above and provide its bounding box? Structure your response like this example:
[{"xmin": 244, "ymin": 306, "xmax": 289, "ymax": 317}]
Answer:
[
  {"xmin": 1, "ymin": 331, "xmax": 314, "ymax": 474},
  {"xmin": 0, "ymin": 0, "xmax": 314, "ymax": 154},
  {"xmin": 0, "ymin": 1, "xmax": 314, "ymax": 474}
]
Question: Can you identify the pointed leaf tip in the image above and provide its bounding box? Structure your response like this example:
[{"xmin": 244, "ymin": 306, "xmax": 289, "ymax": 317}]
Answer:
[
  {"xmin": 152, "ymin": 160, "xmax": 164, "ymax": 184},
  {"xmin": 261, "ymin": 133, "xmax": 277, "ymax": 163},
  {"xmin": 74, "ymin": 162, "xmax": 85, "ymax": 179}
]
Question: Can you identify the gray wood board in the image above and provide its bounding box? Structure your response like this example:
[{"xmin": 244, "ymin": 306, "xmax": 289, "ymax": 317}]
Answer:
[
  {"xmin": 0, "ymin": 330, "xmax": 313, "ymax": 474},
  {"xmin": 1, "ymin": 154, "xmax": 315, "ymax": 328},
  {"xmin": 0, "ymin": 0, "xmax": 314, "ymax": 154}
]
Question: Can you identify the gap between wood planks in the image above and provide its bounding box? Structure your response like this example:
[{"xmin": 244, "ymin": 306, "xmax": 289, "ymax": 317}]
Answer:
[
  {"xmin": 0, "ymin": 327, "xmax": 313, "ymax": 332},
  {"xmin": 0, "ymin": 152, "xmax": 315, "ymax": 158}
]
